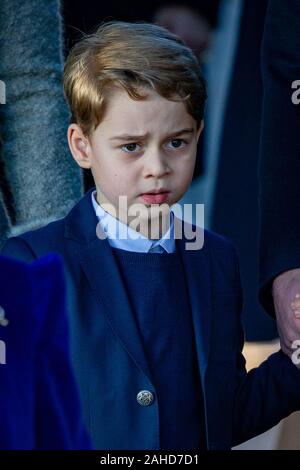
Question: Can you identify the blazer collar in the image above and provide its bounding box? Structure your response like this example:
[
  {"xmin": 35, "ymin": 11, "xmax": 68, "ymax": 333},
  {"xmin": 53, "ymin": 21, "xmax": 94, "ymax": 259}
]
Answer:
[{"xmin": 64, "ymin": 188, "xmax": 99, "ymax": 245}]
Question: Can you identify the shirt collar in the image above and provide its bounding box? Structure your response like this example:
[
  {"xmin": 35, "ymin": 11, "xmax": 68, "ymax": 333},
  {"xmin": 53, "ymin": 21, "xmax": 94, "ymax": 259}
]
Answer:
[{"xmin": 91, "ymin": 190, "xmax": 175, "ymax": 253}]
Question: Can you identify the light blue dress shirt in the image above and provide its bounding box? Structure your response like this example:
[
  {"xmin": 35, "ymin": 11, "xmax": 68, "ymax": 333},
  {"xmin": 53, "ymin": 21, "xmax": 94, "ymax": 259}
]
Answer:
[{"xmin": 91, "ymin": 191, "xmax": 175, "ymax": 253}]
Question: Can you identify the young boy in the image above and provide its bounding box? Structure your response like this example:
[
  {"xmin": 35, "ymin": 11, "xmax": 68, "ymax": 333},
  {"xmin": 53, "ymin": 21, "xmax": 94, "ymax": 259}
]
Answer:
[{"xmin": 2, "ymin": 21, "xmax": 300, "ymax": 450}]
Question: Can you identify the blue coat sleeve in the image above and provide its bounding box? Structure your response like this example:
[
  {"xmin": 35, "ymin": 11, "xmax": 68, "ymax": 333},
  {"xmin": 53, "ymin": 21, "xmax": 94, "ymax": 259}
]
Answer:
[
  {"xmin": 0, "ymin": 251, "xmax": 92, "ymax": 449},
  {"xmin": 232, "ymin": 249, "xmax": 300, "ymax": 446},
  {"xmin": 1, "ymin": 236, "xmax": 37, "ymax": 263},
  {"xmin": 32, "ymin": 254, "xmax": 91, "ymax": 449}
]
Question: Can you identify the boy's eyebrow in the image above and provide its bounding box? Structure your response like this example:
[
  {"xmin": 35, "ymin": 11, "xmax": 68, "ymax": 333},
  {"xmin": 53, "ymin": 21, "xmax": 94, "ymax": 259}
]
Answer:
[{"xmin": 109, "ymin": 128, "xmax": 195, "ymax": 142}]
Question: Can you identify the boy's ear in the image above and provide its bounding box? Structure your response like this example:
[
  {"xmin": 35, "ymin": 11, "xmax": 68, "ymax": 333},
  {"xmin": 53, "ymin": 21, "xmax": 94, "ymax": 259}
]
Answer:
[
  {"xmin": 196, "ymin": 120, "xmax": 204, "ymax": 141},
  {"xmin": 67, "ymin": 124, "xmax": 92, "ymax": 169}
]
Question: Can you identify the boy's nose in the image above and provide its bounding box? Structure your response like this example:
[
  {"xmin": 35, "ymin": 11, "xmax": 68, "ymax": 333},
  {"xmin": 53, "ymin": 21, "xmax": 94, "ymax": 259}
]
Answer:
[{"xmin": 142, "ymin": 151, "xmax": 170, "ymax": 178}]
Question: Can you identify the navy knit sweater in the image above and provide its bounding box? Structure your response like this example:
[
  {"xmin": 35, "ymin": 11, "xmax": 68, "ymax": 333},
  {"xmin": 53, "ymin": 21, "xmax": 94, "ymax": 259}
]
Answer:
[{"xmin": 112, "ymin": 247, "xmax": 206, "ymax": 450}]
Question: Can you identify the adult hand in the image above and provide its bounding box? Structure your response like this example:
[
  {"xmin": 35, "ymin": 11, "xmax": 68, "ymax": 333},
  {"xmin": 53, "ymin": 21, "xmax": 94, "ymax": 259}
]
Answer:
[{"xmin": 272, "ymin": 268, "xmax": 300, "ymax": 366}]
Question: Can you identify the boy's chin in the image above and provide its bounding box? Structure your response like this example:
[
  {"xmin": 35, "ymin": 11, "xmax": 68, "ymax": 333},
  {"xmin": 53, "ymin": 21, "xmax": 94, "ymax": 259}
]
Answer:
[
  {"xmin": 137, "ymin": 219, "xmax": 171, "ymax": 240},
  {"xmin": 140, "ymin": 211, "xmax": 172, "ymax": 237},
  {"xmin": 124, "ymin": 205, "xmax": 172, "ymax": 238}
]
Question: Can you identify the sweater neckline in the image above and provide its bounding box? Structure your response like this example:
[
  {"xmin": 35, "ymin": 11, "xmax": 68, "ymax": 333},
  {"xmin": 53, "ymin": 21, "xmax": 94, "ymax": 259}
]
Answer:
[{"xmin": 111, "ymin": 246, "xmax": 181, "ymax": 266}]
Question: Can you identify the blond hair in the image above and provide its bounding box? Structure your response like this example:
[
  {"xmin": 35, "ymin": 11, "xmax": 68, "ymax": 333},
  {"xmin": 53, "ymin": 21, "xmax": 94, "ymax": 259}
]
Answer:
[{"xmin": 63, "ymin": 21, "xmax": 206, "ymax": 136}]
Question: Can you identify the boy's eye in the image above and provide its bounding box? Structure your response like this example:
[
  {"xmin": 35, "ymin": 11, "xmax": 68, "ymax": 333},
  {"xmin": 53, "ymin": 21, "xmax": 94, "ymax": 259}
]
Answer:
[
  {"xmin": 168, "ymin": 138, "xmax": 187, "ymax": 149},
  {"xmin": 121, "ymin": 143, "xmax": 141, "ymax": 153},
  {"xmin": 120, "ymin": 138, "xmax": 187, "ymax": 154}
]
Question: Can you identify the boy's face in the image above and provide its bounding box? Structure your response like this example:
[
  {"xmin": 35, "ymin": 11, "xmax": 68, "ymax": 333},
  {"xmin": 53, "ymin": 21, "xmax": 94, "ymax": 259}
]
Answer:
[{"xmin": 68, "ymin": 87, "xmax": 203, "ymax": 236}]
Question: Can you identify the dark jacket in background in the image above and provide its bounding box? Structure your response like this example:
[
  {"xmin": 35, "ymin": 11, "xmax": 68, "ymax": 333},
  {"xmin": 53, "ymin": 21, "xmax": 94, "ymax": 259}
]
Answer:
[
  {"xmin": 211, "ymin": 0, "xmax": 277, "ymax": 340},
  {"xmin": 258, "ymin": 0, "xmax": 300, "ymax": 316}
]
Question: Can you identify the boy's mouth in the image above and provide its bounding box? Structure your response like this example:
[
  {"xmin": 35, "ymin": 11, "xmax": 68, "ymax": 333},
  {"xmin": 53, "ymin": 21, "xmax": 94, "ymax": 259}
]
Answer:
[{"xmin": 140, "ymin": 189, "xmax": 170, "ymax": 204}]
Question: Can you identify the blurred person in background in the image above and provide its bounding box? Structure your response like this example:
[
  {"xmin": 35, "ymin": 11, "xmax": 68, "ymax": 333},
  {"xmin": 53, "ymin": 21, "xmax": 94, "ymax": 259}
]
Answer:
[
  {"xmin": 0, "ymin": 253, "xmax": 91, "ymax": 449},
  {"xmin": 258, "ymin": 0, "xmax": 300, "ymax": 450},
  {"xmin": 0, "ymin": 0, "xmax": 83, "ymax": 248}
]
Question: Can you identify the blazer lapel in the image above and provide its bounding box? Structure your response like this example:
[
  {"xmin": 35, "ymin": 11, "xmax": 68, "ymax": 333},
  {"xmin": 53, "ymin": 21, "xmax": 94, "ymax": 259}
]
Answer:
[
  {"xmin": 175, "ymin": 216, "xmax": 233, "ymax": 449},
  {"xmin": 65, "ymin": 189, "xmax": 153, "ymax": 383},
  {"xmin": 174, "ymin": 216, "xmax": 213, "ymax": 378}
]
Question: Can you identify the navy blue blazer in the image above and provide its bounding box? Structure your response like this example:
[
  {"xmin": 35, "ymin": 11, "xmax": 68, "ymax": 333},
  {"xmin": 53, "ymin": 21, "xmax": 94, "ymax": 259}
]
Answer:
[
  {"xmin": 0, "ymin": 254, "xmax": 91, "ymax": 449},
  {"xmin": 2, "ymin": 188, "xmax": 300, "ymax": 450}
]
